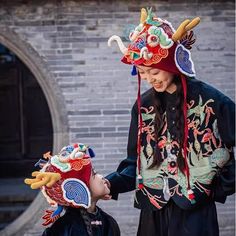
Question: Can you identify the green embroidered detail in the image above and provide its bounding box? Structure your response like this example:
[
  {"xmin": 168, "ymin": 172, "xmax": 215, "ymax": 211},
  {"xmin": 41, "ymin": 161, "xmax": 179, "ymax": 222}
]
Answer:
[
  {"xmin": 141, "ymin": 113, "xmax": 155, "ymax": 121},
  {"xmin": 177, "ymin": 171, "xmax": 193, "ymax": 197},
  {"xmin": 129, "ymin": 52, "xmax": 141, "ymax": 60},
  {"xmin": 193, "ymin": 172, "xmax": 215, "ymax": 185},
  {"xmin": 146, "ymin": 8, "xmax": 162, "ymax": 27},
  {"xmin": 145, "ymin": 143, "xmax": 154, "ymax": 158},
  {"xmin": 79, "ymin": 144, "xmax": 86, "ymax": 151},
  {"xmin": 194, "ymin": 139, "xmax": 201, "ymax": 153},
  {"xmin": 212, "ymin": 120, "xmax": 221, "ymax": 139},
  {"xmin": 188, "ymin": 144, "xmax": 207, "ymax": 167},
  {"xmin": 148, "ymin": 26, "xmax": 173, "ymax": 48},
  {"xmin": 211, "ymin": 148, "xmax": 230, "ymax": 168},
  {"xmin": 51, "ymin": 155, "xmax": 71, "ymax": 172},
  {"xmin": 187, "ymin": 95, "xmax": 214, "ymax": 126},
  {"xmin": 144, "ymin": 177, "xmax": 164, "ymax": 189}
]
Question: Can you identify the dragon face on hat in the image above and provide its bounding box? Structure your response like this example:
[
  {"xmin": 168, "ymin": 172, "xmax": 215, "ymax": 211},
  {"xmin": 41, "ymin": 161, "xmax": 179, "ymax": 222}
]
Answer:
[
  {"xmin": 25, "ymin": 143, "xmax": 95, "ymax": 226},
  {"xmin": 108, "ymin": 8, "xmax": 200, "ymax": 77}
]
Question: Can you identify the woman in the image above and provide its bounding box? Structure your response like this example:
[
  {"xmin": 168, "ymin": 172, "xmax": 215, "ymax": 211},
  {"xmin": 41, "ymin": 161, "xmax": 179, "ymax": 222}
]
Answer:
[{"xmin": 106, "ymin": 7, "xmax": 235, "ymax": 236}]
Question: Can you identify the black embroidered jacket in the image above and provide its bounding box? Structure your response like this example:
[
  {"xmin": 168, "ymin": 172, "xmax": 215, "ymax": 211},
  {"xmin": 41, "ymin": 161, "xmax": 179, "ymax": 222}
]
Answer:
[{"xmin": 106, "ymin": 78, "xmax": 235, "ymax": 210}]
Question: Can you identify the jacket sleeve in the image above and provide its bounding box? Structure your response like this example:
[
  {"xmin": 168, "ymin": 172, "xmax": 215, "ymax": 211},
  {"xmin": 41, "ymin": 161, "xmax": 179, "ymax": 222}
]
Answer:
[
  {"xmin": 216, "ymin": 95, "xmax": 235, "ymax": 147},
  {"xmin": 213, "ymin": 94, "xmax": 235, "ymax": 203},
  {"xmin": 105, "ymin": 102, "xmax": 138, "ymax": 200}
]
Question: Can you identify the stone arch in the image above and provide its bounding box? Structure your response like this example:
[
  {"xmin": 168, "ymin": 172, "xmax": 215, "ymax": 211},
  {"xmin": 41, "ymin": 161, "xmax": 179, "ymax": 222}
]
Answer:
[{"xmin": 0, "ymin": 26, "xmax": 69, "ymax": 236}]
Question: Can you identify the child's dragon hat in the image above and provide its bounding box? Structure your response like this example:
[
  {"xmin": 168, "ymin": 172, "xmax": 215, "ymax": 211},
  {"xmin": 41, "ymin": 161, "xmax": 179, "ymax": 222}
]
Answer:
[{"xmin": 25, "ymin": 143, "xmax": 95, "ymax": 226}]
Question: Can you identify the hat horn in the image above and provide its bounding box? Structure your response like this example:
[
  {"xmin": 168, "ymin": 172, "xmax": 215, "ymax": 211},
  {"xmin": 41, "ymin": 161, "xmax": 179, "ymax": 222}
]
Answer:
[
  {"xmin": 140, "ymin": 8, "xmax": 148, "ymax": 24},
  {"xmin": 172, "ymin": 17, "xmax": 200, "ymax": 42},
  {"xmin": 108, "ymin": 35, "xmax": 128, "ymax": 55}
]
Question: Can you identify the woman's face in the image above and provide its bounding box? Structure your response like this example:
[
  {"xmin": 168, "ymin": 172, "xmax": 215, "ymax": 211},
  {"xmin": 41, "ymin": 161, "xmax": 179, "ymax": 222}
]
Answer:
[
  {"xmin": 89, "ymin": 170, "xmax": 110, "ymax": 199},
  {"xmin": 137, "ymin": 65, "xmax": 176, "ymax": 93}
]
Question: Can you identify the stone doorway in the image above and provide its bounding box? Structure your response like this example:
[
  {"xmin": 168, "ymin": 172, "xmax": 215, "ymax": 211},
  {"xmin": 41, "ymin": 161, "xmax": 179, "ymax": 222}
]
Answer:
[
  {"xmin": 0, "ymin": 43, "xmax": 54, "ymax": 230},
  {"xmin": 0, "ymin": 44, "xmax": 53, "ymax": 178},
  {"xmin": 0, "ymin": 27, "xmax": 69, "ymax": 236}
]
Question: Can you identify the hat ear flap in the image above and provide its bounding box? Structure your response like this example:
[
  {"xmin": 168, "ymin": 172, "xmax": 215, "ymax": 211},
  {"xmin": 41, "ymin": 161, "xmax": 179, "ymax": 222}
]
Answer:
[
  {"xmin": 62, "ymin": 179, "xmax": 91, "ymax": 208},
  {"xmin": 88, "ymin": 147, "xmax": 95, "ymax": 158}
]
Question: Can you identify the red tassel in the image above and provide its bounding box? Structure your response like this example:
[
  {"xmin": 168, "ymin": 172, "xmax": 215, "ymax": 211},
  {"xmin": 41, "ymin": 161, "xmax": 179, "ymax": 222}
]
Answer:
[
  {"xmin": 181, "ymin": 75, "xmax": 192, "ymax": 197},
  {"xmin": 138, "ymin": 183, "xmax": 144, "ymax": 189},
  {"xmin": 149, "ymin": 196, "xmax": 161, "ymax": 209},
  {"xmin": 136, "ymin": 73, "xmax": 143, "ymax": 181},
  {"xmin": 188, "ymin": 193, "xmax": 195, "ymax": 200},
  {"xmin": 137, "ymin": 174, "xmax": 144, "ymax": 189},
  {"xmin": 187, "ymin": 189, "xmax": 195, "ymax": 200}
]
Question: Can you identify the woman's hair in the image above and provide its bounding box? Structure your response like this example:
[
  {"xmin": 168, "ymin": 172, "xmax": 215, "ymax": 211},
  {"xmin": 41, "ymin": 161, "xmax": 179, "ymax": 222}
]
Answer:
[
  {"xmin": 80, "ymin": 208, "xmax": 93, "ymax": 236},
  {"xmin": 149, "ymin": 75, "xmax": 186, "ymax": 172}
]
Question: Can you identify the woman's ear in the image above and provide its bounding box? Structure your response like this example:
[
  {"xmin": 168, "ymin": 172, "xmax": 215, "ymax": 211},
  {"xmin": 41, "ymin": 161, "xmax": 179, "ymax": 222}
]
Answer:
[{"xmin": 88, "ymin": 147, "xmax": 95, "ymax": 158}]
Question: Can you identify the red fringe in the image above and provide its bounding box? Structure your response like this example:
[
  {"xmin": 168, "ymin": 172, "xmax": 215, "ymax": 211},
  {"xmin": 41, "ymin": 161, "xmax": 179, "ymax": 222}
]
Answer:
[{"xmin": 42, "ymin": 210, "xmax": 60, "ymax": 226}]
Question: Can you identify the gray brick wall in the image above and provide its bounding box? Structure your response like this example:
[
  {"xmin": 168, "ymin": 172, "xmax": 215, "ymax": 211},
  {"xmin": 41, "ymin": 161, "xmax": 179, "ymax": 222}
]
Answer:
[{"xmin": 0, "ymin": 1, "xmax": 234, "ymax": 235}]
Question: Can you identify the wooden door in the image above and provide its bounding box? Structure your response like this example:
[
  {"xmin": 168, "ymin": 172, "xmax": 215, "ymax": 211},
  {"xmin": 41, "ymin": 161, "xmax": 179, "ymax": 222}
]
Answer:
[{"xmin": 0, "ymin": 45, "xmax": 53, "ymax": 177}]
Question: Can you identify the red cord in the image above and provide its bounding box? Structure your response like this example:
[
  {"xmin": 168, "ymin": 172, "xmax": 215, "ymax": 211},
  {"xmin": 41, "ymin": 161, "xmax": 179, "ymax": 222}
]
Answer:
[
  {"xmin": 137, "ymin": 72, "xmax": 143, "ymax": 178},
  {"xmin": 180, "ymin": 75, "xmax": 191, "ymax": 191}
]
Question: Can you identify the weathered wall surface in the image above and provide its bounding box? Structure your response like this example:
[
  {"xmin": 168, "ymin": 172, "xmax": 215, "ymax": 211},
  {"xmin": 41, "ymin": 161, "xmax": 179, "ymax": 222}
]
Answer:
[{"xmin": 0, "ymin": 1, "xmax": 234, "ymax": 235}]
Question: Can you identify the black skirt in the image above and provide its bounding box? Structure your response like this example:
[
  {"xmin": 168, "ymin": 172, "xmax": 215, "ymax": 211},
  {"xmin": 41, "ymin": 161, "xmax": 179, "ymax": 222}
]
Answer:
[{"xmin": 137, "ymin": 199, "xmax": 219, "ymax": 236}]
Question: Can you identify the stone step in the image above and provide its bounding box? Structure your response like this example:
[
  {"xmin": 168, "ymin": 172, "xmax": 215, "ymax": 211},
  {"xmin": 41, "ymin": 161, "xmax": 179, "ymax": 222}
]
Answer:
[
  {"xmin": 0, "ymin": 178, "xmax": 38, "ymax": 203},
  {"xmin": 0, "ymin": 205, "xmax": 28, "ymax": 222},
  {"xmin": 0, "ymin": 178, "xmax": 39, "ymax": 230},
  {"xmin": 0, "ymin": 222, "xmax": 8, "ymax": 231}
]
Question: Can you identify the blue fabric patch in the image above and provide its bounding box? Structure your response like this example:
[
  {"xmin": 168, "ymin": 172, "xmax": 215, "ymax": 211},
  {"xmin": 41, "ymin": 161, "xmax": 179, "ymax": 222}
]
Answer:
[
  {"xmin": 63, "ymin": 179, "xmax": 90, "ymax": 208},
  {"xmin": 175, "ymin": 45, "xmax": 195, "ymax": 77}
]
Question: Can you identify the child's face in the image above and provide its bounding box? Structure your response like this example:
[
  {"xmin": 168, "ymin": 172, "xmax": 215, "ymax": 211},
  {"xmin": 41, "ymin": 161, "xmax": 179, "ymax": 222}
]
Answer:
[{"xmin": 89, "ymin": 170, "xmax": 110, "ymax": 199}]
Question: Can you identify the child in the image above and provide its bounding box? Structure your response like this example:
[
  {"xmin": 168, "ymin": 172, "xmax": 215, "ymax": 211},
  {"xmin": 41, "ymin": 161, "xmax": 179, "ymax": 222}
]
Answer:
[{"xmin": 25, "ymin": 143, "xmax": 120, "ymax": 236}]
